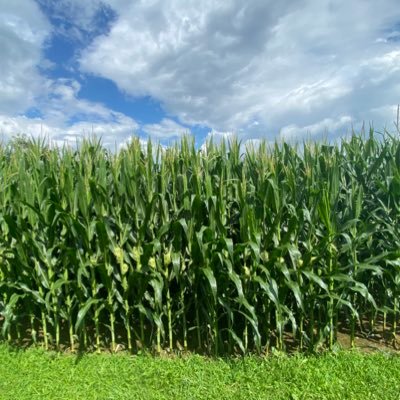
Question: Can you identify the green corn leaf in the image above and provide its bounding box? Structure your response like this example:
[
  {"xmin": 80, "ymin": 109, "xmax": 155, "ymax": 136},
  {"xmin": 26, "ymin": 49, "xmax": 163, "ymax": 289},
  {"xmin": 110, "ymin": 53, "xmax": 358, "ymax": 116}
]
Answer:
[
  {"xmin": 301, "ymin": 270, "xmax": 329, "ymax": 292},
  {"xmin": 202, "ymin": 267, "xmax": 217, "ymax": 303},
  {"xmin": 75, "ymin": 299, "xmax": 99, "ymax": 332}
]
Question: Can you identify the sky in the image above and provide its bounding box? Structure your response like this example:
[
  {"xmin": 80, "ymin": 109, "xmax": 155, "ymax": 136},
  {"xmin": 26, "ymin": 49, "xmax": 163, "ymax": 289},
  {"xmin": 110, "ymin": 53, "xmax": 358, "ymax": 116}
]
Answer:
[{"xmin": 0, "ymin": 0, "xmax": 400, "ymax": 149}]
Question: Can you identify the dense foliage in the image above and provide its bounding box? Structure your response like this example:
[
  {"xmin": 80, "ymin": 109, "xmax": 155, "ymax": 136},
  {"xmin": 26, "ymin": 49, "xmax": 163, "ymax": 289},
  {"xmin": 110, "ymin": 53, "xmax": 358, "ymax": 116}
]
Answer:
[{"xmin": 0, "ymin": 132, "xmax": 399, "ymax": 354}]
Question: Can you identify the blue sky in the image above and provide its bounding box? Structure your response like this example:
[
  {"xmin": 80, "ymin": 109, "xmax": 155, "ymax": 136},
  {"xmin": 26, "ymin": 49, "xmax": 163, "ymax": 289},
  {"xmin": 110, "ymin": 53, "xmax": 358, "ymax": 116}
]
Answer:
[{"xmin": 1, "ymin": 0, "xmax": 400, "ymax": 148}]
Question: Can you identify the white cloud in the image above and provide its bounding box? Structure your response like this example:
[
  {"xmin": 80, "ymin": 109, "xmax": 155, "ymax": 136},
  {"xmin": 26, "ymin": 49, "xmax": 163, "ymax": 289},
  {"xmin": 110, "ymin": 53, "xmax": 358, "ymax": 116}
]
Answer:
[
  {"xmin": 200, "ymin": 129, "xmax": 236, "ymax": 152},
  {"xmin": 0, "ymin": 1, "xmax": 140, "ymax": 147},
  {"xmin": 0, "ymin": 75, "xmax": 140, "ymax": 148},
  {"xmin": 203, "ymin": 129, "xmax": 236, "ymax": 142},
  {"xmin": 0, "ymin": 0, "xmax": 50, "ymax": 114},
  {"xmin": 2, "ymin": 0, "xmax": 400, "ymax": 148},
  {"xmin": 141, "ymin": 118, "xmax": 189, "ymax": 140},
  {"xmin": 0, "ymin": 112, "xmax": 138, "ymax": 149},
  {"xmin": 80, "ymin": 0, "xmax": 400, "ymax": 141},
  {"xmin": 279, "ymin": 116, "xmax": 354, "ymax": 142},
  {"xmin": 200, "ymin": 130, "xmax": 272, "ymax": 154},
  {"xmin": 37, "ymin": 78, "xmax": 139, "ymax": 126}
]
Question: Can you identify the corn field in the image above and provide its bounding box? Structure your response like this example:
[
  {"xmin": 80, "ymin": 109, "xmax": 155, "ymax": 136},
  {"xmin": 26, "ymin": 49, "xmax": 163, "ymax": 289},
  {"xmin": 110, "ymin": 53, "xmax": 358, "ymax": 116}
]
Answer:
[{"xmin": 0, "ymin": 131, "xmax": 399, "ymax": 354}]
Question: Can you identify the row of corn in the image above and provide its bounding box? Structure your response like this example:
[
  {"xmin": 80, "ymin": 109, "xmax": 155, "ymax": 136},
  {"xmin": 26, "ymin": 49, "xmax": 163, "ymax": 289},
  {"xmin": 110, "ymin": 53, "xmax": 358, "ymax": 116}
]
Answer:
[{"xmin": 0, "ymin": 131, "xmax": 399, "ymax": 354}]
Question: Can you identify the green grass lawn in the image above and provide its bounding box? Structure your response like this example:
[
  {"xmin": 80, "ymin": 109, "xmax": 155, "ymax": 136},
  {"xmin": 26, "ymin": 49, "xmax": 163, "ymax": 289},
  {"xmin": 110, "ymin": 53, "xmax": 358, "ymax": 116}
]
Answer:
[{"xmin": 0, "ymin": 345, "xmax": 399, "ymax": 400}]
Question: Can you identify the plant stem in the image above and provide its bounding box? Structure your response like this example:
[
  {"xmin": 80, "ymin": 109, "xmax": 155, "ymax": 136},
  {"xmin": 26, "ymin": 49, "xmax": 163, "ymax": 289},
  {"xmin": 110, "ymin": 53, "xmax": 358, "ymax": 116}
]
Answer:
[
  {"xmin": 166, "ymin": 287, "xmax": 173, "ymax": 352},
  {"xmin": 181, "ymin": 287, "xmax": 187, "ymax": 351}
]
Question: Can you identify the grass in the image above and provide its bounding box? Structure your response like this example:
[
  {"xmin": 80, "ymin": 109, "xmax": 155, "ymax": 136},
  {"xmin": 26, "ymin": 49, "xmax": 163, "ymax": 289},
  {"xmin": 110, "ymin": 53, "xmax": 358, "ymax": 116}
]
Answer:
[{"xmin": 0, "ymin": 344, "xmax": 399, "ymax": 399}]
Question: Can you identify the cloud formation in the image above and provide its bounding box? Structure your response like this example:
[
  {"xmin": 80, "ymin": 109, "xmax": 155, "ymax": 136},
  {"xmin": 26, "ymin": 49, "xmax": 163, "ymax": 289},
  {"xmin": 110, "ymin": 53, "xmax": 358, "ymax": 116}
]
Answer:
[
  {"xmin": 0, "ymin": 0, "xmax": 50, "ymax": 114},
  {"xmin": 142, "ymin": 118, "xmax": 189, "ymax": 140},
  {"xmin": 0, "ymin": 0, "xmax": 140, "ymax": 146},
  {"xmin": 1, "ymin": 0, "xmax": 400, "ymax": 146},
  {"xmin": 81, "ymin": 0, "xmax": 400, "ymax": 140},
  {"xmin": 0, "ymin": 111, "xmax": 138, "ymax": 149}
]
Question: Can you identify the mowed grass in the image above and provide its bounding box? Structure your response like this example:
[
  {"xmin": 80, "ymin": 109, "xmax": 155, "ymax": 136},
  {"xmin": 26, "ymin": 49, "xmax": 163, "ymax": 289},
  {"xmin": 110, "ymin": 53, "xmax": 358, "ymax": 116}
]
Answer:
[{"xmin": 0, "ymin": 345, "xmax": 399, "ymax": 400}]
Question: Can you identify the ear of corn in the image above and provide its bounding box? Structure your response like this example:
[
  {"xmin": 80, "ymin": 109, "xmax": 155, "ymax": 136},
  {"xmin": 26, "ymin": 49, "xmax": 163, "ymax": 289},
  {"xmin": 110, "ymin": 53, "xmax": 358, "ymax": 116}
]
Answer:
[{"xmin": 0, "ymin": 131, "xmax": 399, "ymax": 354}]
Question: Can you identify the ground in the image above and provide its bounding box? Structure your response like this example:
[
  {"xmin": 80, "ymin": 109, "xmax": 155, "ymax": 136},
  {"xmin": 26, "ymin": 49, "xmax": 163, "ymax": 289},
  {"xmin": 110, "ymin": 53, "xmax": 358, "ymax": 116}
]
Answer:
[{"xmin": 0, "ymin": 344, "xmax": 399, "ymax": 400}]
